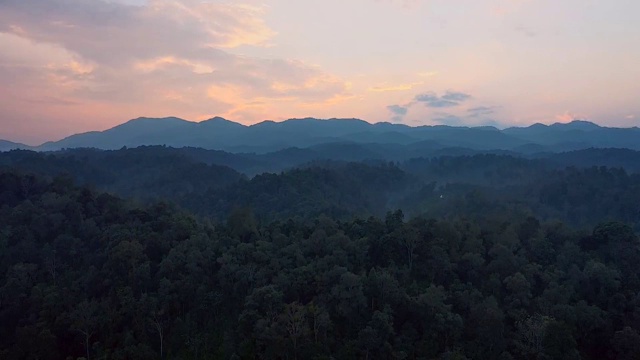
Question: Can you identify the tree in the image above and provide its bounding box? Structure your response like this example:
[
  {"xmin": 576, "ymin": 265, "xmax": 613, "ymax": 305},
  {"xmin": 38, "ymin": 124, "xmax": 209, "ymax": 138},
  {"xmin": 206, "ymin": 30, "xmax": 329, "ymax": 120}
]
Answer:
[
  {"xmin": 543, "ymin": 321, "xmax": 579, "ymax": 360},
  {"xmin": 514, "ymin": 314, "xmax": 553, "ymax": 359},
  {"xmin": 401, "ymin": 227, "xmax": 420, "ymax": 271},
  {"xmin": 72, "ymin": 300, "xmax": 99, "ymax": 360},
  {"xmin": 282, "ymin": 302, "xmax": 309, "ymax": 360},
  {"xmin": 612, "ymin": 327, "xmax": 640, "ymax": 360},
  {"xmin": 307, "ymin": 302, "xmax": 331, "ymax": 345}
]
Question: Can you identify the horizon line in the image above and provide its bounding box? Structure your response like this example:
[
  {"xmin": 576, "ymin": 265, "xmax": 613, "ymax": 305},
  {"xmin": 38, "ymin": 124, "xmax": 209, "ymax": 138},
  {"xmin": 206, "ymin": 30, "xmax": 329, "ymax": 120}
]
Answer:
[{"xmin": 1, "ymin": 116, "xmax": 632, "ymax": 147}]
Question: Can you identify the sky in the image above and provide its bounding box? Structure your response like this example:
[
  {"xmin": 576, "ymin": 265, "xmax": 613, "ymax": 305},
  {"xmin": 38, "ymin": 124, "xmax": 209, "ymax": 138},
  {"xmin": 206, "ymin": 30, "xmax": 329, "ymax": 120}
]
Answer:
[{"xmin": 1, "ymin": 0, "xmax": 639, "ymax": 145}]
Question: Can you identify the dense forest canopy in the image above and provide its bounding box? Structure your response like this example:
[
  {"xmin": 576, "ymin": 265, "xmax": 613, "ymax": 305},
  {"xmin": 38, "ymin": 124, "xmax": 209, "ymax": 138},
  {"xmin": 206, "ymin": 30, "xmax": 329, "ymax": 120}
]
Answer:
[
  {"xmin": 1, "ymin": 146, "xmax": 640, "ymax": 359},
  {"xmin": 1, "ymin": 147, "xmax": 639, "ymax": 228}
]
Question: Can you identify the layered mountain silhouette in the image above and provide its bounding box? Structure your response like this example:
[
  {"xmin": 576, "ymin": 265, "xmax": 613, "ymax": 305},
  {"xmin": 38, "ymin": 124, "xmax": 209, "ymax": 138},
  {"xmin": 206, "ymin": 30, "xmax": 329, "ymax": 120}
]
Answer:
[
  {"xmin": 3, "ymin": 117, "xmax": 640, "ymax": 153},
  {"xmin": 0, "ymin": 140, "xmax": 30, "ymax": 151}
]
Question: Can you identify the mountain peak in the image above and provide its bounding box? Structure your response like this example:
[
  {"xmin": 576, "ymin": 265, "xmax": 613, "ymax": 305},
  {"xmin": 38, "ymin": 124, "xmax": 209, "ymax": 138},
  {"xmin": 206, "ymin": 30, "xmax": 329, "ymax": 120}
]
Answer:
[
  {"xmin": 199, "ymin": 117, "xmax": 245, "ymax": 130},
  {"xmin": 126, "ymin": 116, "xmax": 185, "ymax": 124},
  {"xmin": 529, "ymin": 122, "xmax": 548, "ymax": 128},
  {"xmin": 23, "ymin": 115, "xmax": 640, "ymax": 152},
  {"xmin": 280, "ymin": 117, "xmax": 368, "ymax": 124},
  {"xmin": 551, "ymin": 120, "xmax": 600, "ymax": 130},
  {"xmin": 114, "ymin": 116, "xmax": 189, "ymax": 131},
  {"xmin": 202, "ymin": 116, "xmax": 230, "ymax": 123}
]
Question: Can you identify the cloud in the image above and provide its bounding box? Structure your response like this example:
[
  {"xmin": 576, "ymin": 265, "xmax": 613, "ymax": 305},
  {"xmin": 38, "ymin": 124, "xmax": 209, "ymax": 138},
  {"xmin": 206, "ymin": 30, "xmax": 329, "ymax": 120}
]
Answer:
[
  {"xmin": 368, "ymin": 82, "xmax": 422, "ymax": 92},
  {"xmin": 555, "ymin": 111, "xmax": 584, "ymax": 123},
  {"xmin": 388, "ymin": 105, "xmax": 409, "ymax": 116},
  {"xmin": 414, "ymin": 91, "xmax": 471, "ymax": 108},
  {"xmin": 441, "ymin": 91, "xmax": 472, "ymax": 102},
  {"xmin": 387, "ymin": 104, "xmax": 410, "ymax": 122},
  {"xmin": 0, "ymin": 0, "xmax": 276, "ymax": 60},
  {"xmin": 0, "ymin": 0, "xmax": 351, "ymax": 142},
  {"xmin": 385, "ymin": 89, "xmax": 473, "ymax": 123},
  {"xmin": 467, "ymin": 106, "xmax": 499, "ymax": 118},
  {"xmin": 415, "ymin": 93, "xmax": 458, "ymax": 108}
]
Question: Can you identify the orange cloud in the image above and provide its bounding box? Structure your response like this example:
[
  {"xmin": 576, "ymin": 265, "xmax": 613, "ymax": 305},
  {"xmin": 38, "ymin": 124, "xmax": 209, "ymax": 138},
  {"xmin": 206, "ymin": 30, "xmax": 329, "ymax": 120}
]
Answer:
[
  {"xmin": 0, "ymin": 0, "xmax": 351, "ymax": 142},
  {"xmin": 368, "ymin": 82, "xmax": 422, "ymax": 92},
  {"xmin": 135, "ymin": 57, "xmax": 214, "ymax": 74},
  {"xmin": 146, "ymin": 0, "xmax": 275, "ymax": 48}
]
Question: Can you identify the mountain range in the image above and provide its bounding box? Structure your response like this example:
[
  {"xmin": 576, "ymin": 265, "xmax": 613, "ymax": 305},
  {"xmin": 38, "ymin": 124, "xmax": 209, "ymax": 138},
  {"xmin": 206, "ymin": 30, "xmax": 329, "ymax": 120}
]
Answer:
[
  {"xmin": 2, "ymin": 117, "xmax": 640, "ymax": 153},
  {"xmin": 0, "ymin": 140, "xmax": 30, "ymax": 152}
]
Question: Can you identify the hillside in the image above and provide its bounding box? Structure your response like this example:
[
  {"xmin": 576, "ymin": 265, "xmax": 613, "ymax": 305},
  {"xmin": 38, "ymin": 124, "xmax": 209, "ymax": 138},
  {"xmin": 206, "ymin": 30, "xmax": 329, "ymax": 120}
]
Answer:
[
  {"xmin": 0, "ymin": 140, "xmax": 30, "ymax": 151},
  {"xmin": 1, "ymin": 169, "xmax": 639, "ymax": 359},
  {"xmin": 2, "ymin": 146, "xmax": 639, "ymax": 229}
]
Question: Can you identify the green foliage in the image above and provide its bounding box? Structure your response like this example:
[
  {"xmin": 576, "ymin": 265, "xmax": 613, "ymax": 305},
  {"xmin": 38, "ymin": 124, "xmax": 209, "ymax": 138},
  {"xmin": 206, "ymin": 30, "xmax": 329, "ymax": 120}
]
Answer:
[
  {"xmin": 1, "ymin": 147, "xmax": 640, "ymax": 359},
  {"xmin": 2, "ymin": 148, "xmax": 640, "ymax": 230}
]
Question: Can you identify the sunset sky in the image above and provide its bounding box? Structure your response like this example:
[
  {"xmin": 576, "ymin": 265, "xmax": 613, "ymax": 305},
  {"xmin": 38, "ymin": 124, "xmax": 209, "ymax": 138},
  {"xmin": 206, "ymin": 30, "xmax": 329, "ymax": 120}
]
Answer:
[{"xmin": 1, "ymin": 0, "xmax": 639, "ymax": 144}]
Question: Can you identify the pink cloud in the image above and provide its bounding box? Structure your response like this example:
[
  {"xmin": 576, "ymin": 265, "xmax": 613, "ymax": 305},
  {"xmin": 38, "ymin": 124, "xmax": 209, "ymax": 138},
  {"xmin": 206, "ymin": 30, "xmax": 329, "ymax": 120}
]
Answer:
[
  {"xmin": 0, "ymin": 0, "xmax": 350, "ymax": 143},
  {"xmin": 555, "ymin": 111, "xmax": 583, "ymax": 123}
]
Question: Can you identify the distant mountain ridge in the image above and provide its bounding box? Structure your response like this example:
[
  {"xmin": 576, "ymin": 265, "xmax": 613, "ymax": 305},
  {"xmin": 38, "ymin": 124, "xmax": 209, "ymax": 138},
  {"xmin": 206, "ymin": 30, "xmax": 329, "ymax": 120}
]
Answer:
[
  {"xmin": 3, "ymin": 117, "xmax": 640, "ymax": 153},
  {"xmin": 0, "ymin": 140, "xmax": 31, "ymax": 151}
]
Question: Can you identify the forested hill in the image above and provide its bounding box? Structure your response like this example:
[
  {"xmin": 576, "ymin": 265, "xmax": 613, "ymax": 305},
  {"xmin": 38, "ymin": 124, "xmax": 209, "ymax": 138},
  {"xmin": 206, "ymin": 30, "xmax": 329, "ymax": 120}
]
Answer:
[
  {"xmin": 1, "ymin": 147, "xmax": 639, "ymax": 228},
  {"xmin": 1, "ymin": 171, "xmax": 640, "ymax": 359},
  {"xmin": 1, "ymin": 147, "xmax": 640, "ymax": 359},
  {"xmin": 0, "ymin": 147, "xmax": 246, "ymax": 199}
]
